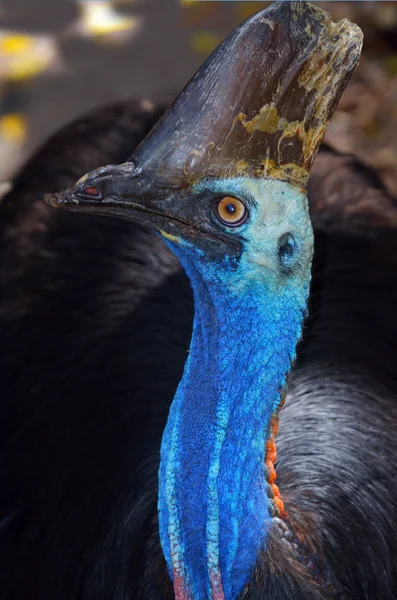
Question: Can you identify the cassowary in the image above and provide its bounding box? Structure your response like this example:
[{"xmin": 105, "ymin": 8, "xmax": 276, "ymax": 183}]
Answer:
[{"xmin": 1, "ymin": 2, "xmax": 397, "ymax": 599}]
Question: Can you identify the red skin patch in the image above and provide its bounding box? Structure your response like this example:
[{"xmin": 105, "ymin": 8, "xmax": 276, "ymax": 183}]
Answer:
[
  {"xmin": 173, "ymin": 572, "xmax": 192, "ymax": 600},
  {"xmin": 210, "ymin": 568, "xmax": 225, "ymax": 600},
  {"xmin": 266, "ymin": 413, "xmax": 287, "ymax": 517}
]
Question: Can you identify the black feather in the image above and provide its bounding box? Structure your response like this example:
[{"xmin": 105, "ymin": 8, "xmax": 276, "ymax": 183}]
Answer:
[{"xmin": 1, "ymin": 102, "xmax": 397, "ymax": 600}]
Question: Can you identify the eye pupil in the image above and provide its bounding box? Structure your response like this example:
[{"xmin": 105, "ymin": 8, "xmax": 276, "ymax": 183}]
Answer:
[{"xmin": 215, "ymin": 196, "xmax": 248, "ymax": 227}]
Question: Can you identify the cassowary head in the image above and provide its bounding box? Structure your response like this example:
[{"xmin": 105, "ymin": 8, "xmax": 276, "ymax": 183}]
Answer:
[
  {"xmin": 46, "ymin": 3, "xmax": 362, "ymax": 598},
  {"xmin": 46, "ymin": 1, "xmax": 361, "ymax": 294}
]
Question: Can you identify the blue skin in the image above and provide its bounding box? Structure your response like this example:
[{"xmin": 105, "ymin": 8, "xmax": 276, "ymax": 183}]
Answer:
[{"xmin": 158, "ymin": 178, "xmax": 314, "ymax": 600}]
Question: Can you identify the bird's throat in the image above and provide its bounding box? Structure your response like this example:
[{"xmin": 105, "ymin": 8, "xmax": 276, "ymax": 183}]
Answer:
[{"xmin": 158, "ymin": 255, "xmax": 308, "ymax": 600}]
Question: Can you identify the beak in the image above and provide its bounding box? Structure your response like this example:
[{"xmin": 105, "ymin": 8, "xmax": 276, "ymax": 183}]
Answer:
[
  {"xmin": 44, "ymin": 162, "xmax": 229, "ymax": 248},
  {"xmin": 45, "ymin": 162, "xmax": 179, "ymax": 230}
]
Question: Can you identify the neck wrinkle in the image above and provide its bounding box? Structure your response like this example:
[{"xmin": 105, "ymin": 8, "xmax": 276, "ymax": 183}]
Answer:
[{"xmin": 158, "ymin": 268, "xmax": 306, "ymax": 600}]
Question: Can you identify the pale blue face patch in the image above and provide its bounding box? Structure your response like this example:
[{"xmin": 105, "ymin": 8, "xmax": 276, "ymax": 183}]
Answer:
[
  {"xmin": 187, "ymin": 177, "xmax": 314, "ymax": 299},
  {"xmin": 158, "ymin": 177, "xmax": 314, "ymax": 600}
]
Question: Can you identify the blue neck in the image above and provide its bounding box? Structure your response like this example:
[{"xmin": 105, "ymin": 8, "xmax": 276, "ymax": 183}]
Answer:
[{"xmin": 158, "ymin": 251, "xmax": 308, "ymax": 600}]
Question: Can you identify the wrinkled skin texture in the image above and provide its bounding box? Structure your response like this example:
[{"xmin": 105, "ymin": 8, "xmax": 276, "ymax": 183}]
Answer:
[
  {"xmin": 156, "ymin": 180, "xmax": 313, "ymax": 600},
  {"xmin": 1, "ymin": 102, "xmax": 397, "ymax": 600}
]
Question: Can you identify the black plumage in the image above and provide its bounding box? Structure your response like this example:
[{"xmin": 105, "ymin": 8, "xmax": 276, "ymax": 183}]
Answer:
[{"xmin": 1, "ymin": 100, "xmax": 397, "ymax": 600}]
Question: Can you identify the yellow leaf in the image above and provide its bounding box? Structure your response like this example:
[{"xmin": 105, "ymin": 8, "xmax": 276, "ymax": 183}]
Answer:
[{"xmin": 0, "ymin": 114, "xmax": 28, "ymax": 145}]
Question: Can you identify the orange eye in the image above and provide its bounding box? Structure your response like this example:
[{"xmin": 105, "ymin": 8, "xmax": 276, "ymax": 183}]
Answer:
[{"xmin": 215, "ymin": 196, "xmax": 248, "ymax": 227}]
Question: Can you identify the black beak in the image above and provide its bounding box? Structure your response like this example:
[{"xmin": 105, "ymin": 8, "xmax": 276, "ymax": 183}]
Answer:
[
  {"xmin": 45, "ymin": 162, "xmax": 163, "ymax": 226},
  {"xmin": 44, "ymin": 162, "xmax": 229, "ymax": 247}
]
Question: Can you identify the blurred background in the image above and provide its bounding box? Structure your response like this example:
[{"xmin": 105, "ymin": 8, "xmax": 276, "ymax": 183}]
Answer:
[{"xmin": 0, "ymin": 0, "xmax": 396, "ymax": 195}]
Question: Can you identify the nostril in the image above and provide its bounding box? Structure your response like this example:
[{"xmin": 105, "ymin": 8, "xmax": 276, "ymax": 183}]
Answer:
[{"xmin": 77, "ymin": 186, "xmax": 102, "ymax": 200}]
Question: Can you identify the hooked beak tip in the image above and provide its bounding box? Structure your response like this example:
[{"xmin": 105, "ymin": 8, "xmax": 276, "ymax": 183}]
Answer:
[
  {"xmin": 44, "ymin": 190, "xmax": 80, "ymax": 209},
  {"xmin": 44, "ymin": 192, "xmax": 62, "ymax": 208}
]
